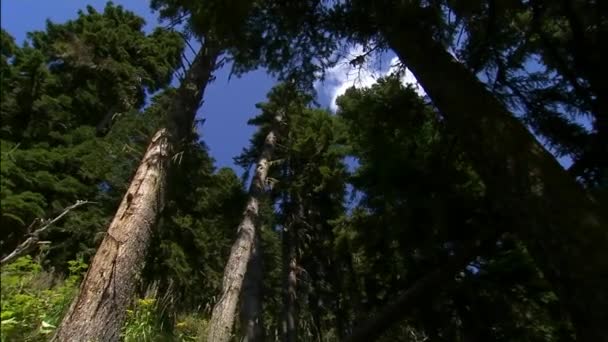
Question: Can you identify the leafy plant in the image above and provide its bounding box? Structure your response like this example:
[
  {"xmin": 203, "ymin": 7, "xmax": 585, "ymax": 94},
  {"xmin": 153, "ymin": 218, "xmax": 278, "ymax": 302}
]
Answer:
[
  {"xmin": 0, "ymin": 256, "xmax": 86, "ymax": 341},
  {"xmin": 122, "ymin": 297, "xmax": 161, "ymax": 342}
]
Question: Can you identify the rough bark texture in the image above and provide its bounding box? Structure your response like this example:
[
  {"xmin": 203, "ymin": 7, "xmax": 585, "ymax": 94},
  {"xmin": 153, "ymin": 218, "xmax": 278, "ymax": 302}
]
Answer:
[
  {"xmin": 378, "ymin": 15, "xmax": 608, "ymax": 341},
  {"xmin": 207, "ymin": 116, "xmax": 281, "ymax": 342},
  {"xmin": 281, "ymin": 207, "xmax": 299, "ymax": 342},
  {"xmin": 52, "ymin": 129, "xmax": 170, "ymax": 342},
  {"xmin": 53, "ymin": 42, "xmax": 220, "ymax": 342},
  {"xmin": 240, "ymin": 235, "xmax": 265, "ymax": 342},
  {"xmin": 167, "ymin": 39, "xmax": 220, "ymax": 140}
]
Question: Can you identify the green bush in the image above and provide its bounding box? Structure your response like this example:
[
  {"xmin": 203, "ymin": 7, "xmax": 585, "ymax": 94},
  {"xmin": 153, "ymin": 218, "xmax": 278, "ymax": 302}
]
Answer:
[
  {"xmin": 174, "ymin": 314, "xmax": 209, "ymax": 341},
  {"xmin": 122, "ymin": 296, "xmax": 210, "ymax": 341},
  {"xmin": 0, "ymin": 256, "xmax": 86, "ymax": 341},
  {"xmin": 122, "ymin": 297, "xmax": 162, "ymax": 342}
]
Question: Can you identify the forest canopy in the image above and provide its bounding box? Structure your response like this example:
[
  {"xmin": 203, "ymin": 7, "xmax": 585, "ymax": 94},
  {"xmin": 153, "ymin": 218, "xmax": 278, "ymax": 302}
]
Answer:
[{"xmin": 1, "ymin": 1, "xmax": 606, "ymax": 341}]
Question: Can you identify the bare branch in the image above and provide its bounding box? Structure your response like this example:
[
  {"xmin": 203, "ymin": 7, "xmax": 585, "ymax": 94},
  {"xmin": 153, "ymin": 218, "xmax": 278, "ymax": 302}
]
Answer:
[{"xmin": 1, "ymin": 200, "xmax": 94, "ymax": 266}]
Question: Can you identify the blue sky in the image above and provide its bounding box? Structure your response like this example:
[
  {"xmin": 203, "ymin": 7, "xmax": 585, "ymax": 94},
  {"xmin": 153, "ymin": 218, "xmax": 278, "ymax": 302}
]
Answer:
[
  {"xmin": 0, "ymin": 0, "xmax": 385, "ymax": 173},
  {"xmin": 1, "ymin": 0, "xmax": 573, "ymax": 172},
  {"xmin": 1, "ymin": 0, "xmax": 282, "ymax": 173}
]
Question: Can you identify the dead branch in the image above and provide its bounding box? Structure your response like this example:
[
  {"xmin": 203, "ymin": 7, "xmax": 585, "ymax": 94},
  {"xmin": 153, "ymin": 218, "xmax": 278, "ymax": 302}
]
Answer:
[{"xmin": 1, "ymin": 200, "xmax": 94, "ymax": 266}]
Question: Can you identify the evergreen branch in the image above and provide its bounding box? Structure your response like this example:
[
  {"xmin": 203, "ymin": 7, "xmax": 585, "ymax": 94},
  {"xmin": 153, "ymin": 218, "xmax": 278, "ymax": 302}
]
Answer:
[
  {"xmin": 345, "ymin": 233, "xmax": 501, "ymax": 342},
  {"xmin": 1, "ymin": 200, "xmax": 94, "ymax": 266},
  {"xmin": 180, "ymin": 32, "xmax": 198, "ymax": 57}
]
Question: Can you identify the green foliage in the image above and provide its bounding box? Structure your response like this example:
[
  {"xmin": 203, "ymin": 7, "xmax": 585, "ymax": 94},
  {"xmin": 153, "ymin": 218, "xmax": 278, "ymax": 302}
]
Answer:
[
  {"xmin": 174, "ymin": 313, "xmax": 209, "ymax": 341},
  {"xmin": 142, "ymin": 135, "xmax": 247, "ymax": 323},
  {"xmin": 446, "ymin": 0, "xmax": 607, "ymax": 187},
  {"xmin": 121, "ymin": 295, "xmax": 211, "ymax": 341},
  {"xmin": 1, "ymin": 1, "xmax": 600, "ymax": 341},
  {"xmin": 0, "ymin": 4, "xmax": 183, "ymax": 268},
  {"xmin": 122, "ymin": 297, "xmax": 163, "ymax": 342},
  {"xmin": 332, "ymin": 77, "xmax": 570, "ymax": 341},
  {"xmin": 0, "ymin": 256, "xmax": 87, "ymax": 341}
]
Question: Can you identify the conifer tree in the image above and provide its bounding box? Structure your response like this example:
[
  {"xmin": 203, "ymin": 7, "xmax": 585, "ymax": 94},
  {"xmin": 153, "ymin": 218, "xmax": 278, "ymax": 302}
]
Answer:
[
  {"xmin": 207, "ymin": 84, "xmax": 292, "ymax": 342},
  {"xmin": 193, "ymin": 2, "xmax": 608, "ymax": 338},
  {"xmin": 53, "ymin": 10, "xmax": 220, "ymax": 342}
]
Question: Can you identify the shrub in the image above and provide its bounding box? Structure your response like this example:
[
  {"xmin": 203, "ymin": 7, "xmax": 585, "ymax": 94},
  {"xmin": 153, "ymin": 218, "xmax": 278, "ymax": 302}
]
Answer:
[{"xmin": 0, "ymin": 256, "xmax": 86, "ymax": 341}]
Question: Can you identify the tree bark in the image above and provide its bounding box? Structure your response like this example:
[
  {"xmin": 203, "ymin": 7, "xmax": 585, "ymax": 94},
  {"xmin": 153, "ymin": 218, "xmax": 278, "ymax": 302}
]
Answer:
[
  {"xmin": 52, "ymin": 129, "xmax": 170, "ymax": 342},
  {"xmin": 240, "ymin": 234, "xmax": 265, "ymax": 342},
  {"xmin": 207, "ymin": 113, "xmax": 282, "ymax": 342},
  {"xmin": 53, "ymin": 41, "xmax": 220, "ymax": 341},
  {"xmin": 281, "ymin": 203, "xmax": 300, "ymax": 342},
  {"xmin": 378, "ymin": 16, "xmax": 608, "ymax": 342},
  {"xmin": 281, "ymin": 199, "xmax": 305, "ymax": 342}
]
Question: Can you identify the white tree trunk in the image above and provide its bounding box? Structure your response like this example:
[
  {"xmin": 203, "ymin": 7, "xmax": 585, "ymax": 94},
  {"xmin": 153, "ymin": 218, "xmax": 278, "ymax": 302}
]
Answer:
[{"xmin": 207, "ymin": 115, "xmax": 282, "ymax": 342}]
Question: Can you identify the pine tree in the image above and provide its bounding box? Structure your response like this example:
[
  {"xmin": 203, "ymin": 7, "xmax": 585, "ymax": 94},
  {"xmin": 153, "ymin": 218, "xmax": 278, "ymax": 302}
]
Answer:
[
  {"xmin": 52, "ymin": 40, "xmax": 219, "ymax": 342},
  {"xmin": 206, "ymin": 84, "xmax": 289, "ymax": 342},
  {"xmin": 0, "ymin": 5, "xmax": 182, "ymax": 265},
  {"xmin": 204, "ymin": 2, "xmax": 608, "ymax": 339}
]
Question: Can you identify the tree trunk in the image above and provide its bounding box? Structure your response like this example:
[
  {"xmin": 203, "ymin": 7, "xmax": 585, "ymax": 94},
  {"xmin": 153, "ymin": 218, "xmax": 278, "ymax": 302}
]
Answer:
[
  {"xmin": 240, "ymin": 234, "xmax": 265, "ymax": 342},
  {"xmin": 52, "ymin": 129, "xmax": 170, "ymax": 342},
  {"xmin": 281, "ymin": 216, "xmax": 298, "ymax": 342},
  {"xmin": 53, "ymin": 42, "xmax": 220, "ymax": 341},
  {"xmin": 207, "ymin": 113, "xmax": 281, "ymax": 342},
  {"xmin": 379, "ymin": 17, "xmax": 608, "ymax": 342}
]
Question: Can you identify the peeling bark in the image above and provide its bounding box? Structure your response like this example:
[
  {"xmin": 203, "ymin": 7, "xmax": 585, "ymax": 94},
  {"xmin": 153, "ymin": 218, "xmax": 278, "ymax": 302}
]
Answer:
[
  {"xmin": 207, "ymin": 114, "xmax": 282, "ymax": 342},
  {"xmin": 52, "ymin": 129, "xmax": 170, "ymax": 342},
  {"xmin": 53, "ymin": 41, "xmax": 220, "ymax": 341}
]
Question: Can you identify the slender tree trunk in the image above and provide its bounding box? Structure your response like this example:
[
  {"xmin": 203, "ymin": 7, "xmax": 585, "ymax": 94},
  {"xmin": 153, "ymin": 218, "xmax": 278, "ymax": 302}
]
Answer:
[
  {"xmin": 52, "ymin": 129, "xmax": 171, "ymax": 342},
  {"xmin": 53, "ymin": 41, "xmax": 219, "ymax": 341},
  {"xmin": 240, "ymin": 234, "xmax": 265, "ymax": 342},
  {"xmin": 207, "ymin": 113, "xmax": 282, "ymax": 342},
  {"xmin": 281, "ymin": 214, "xmax": 298, "ymax": 342},
  {"xmin": 378, "ymin": 16, "xmax": 608, "ymax": 341}
]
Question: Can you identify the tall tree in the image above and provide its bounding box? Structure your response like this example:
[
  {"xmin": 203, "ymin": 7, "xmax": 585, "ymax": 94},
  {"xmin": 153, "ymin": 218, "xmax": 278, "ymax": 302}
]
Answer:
[
  {"xmin": 192, "ymin": 4, "xmax": 607, "ymax": 337},
  {"xmin": 334, "ymin": 77, "xmax": 569, "ymax": 341},
  {"xmin": 53, "ymin": 16, "xmax": 221, "ymax": 342},
  {"xmin": 0, "ymin": 5, "xmax": 182, "ymax": 265},
  {"xmin": 239, "ymin": 234, "xmax": 265, "ymax": 342},
  {"xmin": 234, "ymin": 83, "xmax": 348, "ymax": 341},
  {"xmin": 445, "ymin": 0, "xmax": 607, "ymax": 188},
  {"xmin": 309, "ymin": 2, "xmax": 608, "ymax": 339},
  {"xmin": 378, "ymin": 12, "xmax": 606, "ymax": 341},
  {"xmin": 206, "ymin": 84, "xmax": 293, "ymax": 342}
]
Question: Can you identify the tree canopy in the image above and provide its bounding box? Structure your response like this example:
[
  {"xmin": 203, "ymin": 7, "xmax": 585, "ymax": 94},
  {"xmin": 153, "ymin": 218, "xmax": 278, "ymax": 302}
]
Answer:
[{"xmin": 1, "ymin": 1, "xmax": 605, "ymax": 341}]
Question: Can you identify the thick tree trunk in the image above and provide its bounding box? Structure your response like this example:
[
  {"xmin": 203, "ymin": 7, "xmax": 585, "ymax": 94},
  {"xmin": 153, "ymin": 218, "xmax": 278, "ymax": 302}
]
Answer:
[
  {"xmin": 207, "ymin": 114, "xmax": 281, "ymax": 342},
  {"xmin": 379, "ymin": 18, "xmax": 608, "ymax": 341},
  {"xmin": 52, "ymin": 129, "xmax": 171, "ymax": 342},
  {"xmin": 240, "ymin": 235, "xmax": 265, "ymax": 342},
  {"xmin": 53, "ymin": 42, "xmax": 219, "ymax": 341}
]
